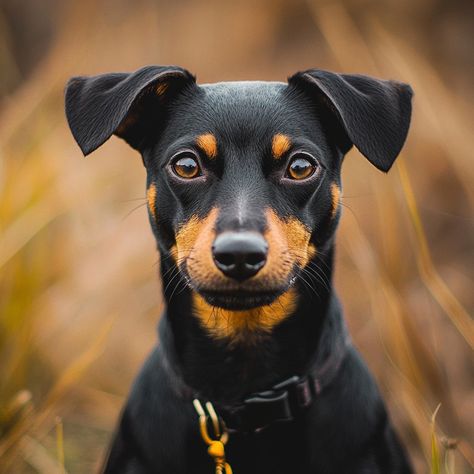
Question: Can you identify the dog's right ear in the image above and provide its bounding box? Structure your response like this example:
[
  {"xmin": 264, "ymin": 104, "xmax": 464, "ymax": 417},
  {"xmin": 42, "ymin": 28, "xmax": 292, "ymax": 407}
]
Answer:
[
  {"xmin": 288, "ymin": 69, "xmax": 412, "ymax": 172},
  {"xmin": 65, "ymin": 65, "xmax": 195, "ymax": 156}
]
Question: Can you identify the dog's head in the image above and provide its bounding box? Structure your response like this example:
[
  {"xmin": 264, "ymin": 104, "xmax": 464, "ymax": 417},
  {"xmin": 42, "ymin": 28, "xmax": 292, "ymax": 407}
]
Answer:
[{"xmin": 65, "ymin": 66, "xmax": 412, "ymax": 341}]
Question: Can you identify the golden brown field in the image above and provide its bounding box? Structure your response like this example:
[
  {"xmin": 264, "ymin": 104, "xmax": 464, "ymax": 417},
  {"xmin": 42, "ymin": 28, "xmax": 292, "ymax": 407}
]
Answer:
[{"xmin": 0, "ymin": 0, "xmax": 473, "ymax": 472}]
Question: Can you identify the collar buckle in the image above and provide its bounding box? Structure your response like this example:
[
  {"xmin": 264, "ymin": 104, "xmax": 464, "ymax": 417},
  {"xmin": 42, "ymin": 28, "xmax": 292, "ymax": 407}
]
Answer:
[{"xmin": 222, "ymin": 375, "xmax": 313, "ymax": 434}]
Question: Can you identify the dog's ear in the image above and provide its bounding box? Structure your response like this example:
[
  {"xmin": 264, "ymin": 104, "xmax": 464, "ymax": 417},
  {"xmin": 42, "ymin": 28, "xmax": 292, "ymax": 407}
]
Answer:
[
  {"xmin": 288, "ymin": 69, "xmax": 413, "ymax": 172},
  {"xmin": 65, "ymin": 65, "xmax": 195, "ymax": 156}
]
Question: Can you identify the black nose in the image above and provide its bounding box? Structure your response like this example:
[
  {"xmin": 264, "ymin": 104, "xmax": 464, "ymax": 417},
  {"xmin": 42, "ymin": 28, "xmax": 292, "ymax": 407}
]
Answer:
[{"xmin": 212, "ymin": 232, "xmax": 268, "ymax": 281}]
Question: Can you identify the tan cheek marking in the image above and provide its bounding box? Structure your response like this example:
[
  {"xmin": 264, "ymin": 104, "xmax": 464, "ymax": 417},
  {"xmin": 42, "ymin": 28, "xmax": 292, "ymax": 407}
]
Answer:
[
  {"xmin": 285, "ymin": 216, "xmax": 315, "ymax": 266},
  {"xmin": 307, "ymin": 243, "xmax": 317, "ymax": 261},
  {"xmin": 258, "ymin": 209, "xmax": 289, "ymax": 282},
  {"xmin": 175, "ymin": 208, "xmax": 218, "ymax": 265},
  {"xmin": 265, "ymin": 209, "xmax": 316, "ymax": 268},
  {"xmin": 192, "ymin": 288, "xmax": 297, "ymax": 344},
  {"xmin": 170, "ymin": 245, "xmax": 178, "ymax": 262},
  {"xmin": 196, "ymin": 133, "xmax": 218, "ymax": 159},
  {"xmin": 331, "ymin": 183, "xmax": 341, "ymax": 219},
  {"xmin": 271, "ymin": 134, "xmax": 291, "ymax": 159},
  {"xmin": 175, "ymin": 215, "xmax": 203, "ymax": 263},
  {"xmin": 147, "ymin": 183, "xmax": 157, "ymax": 218}
]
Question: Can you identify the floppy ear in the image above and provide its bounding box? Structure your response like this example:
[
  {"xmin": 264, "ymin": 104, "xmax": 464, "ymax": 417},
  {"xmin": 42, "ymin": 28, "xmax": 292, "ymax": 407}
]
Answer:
[
  {"xmin": 65, "ymin": 65, "xmax": 195, "ymax": 156},
  {"xmin": 288, "ymin": 69, "xmax": 413, "ymax": 172}
]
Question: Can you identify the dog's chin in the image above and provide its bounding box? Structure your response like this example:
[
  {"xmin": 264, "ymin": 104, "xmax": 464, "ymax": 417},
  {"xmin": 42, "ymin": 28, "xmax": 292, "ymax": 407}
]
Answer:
[{"xmin": 197, "ymin": 289, "xmax": 284, "ymax": 311}]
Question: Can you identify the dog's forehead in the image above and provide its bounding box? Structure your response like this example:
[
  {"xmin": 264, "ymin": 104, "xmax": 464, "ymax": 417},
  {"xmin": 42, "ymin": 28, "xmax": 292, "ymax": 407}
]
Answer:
[
  {"xmin": 167, "ymin": 80, "xmax": 318, "ymax": 147},
  {"xmin": 198, "ymin": 81, "xmax": 288, "ymax": 126},
  {"xmin": 199, "ymin": 80, "xmax": 287, "ymax": 98},
  {"xmin": 171, "ymin": 81, "xmax": 300, "ymax": 131}
]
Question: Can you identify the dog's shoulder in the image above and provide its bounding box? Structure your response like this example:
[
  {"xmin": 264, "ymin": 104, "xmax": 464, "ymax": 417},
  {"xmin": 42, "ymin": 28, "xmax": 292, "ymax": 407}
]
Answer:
[{"xmin": 104, "ymin": 347, "xmax": 198, "ymax": 473}]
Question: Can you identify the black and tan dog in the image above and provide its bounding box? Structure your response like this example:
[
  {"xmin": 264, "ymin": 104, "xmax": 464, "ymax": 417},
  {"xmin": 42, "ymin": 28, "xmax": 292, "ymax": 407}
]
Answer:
[{"xmin": 65, "ymin": 66, "xmax": 413, "ymax": 473}]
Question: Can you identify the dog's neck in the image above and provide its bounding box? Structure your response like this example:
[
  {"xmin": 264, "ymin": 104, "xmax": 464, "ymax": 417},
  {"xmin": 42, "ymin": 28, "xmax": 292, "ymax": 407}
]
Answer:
[{"xmin": 158, "ymin": 245, "xmax": 343, "ymax": 403}]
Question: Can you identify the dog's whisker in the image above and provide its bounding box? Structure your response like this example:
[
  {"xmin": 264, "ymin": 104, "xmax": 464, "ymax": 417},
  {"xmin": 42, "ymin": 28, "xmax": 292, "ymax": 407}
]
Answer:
[
  {"xmin": 121, "ymin": 202, "xmax": 148, "ymax": 222},
  {"xmin": 298, "ymin": 271, "xmax": 322, "ymax": 301},
  {"xmin": 120, "ymin": 197, "xmax": 147, "ymax": 203},
  {"xmin": 163, "ymin": 267, "xmax": 184, "ymax": 296},
  {"xmin": 302, "ymin": 264, "xmax": 331, "ymax": 293},
  {"xmin": 168, "ymin": 277, "xmax": 187, "ymax": 303}
]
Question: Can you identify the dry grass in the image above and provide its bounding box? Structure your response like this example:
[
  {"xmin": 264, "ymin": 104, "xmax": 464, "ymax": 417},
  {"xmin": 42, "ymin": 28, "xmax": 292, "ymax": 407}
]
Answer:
[{"xmin": 0, "ymin": 0, "xmax": 472, "ymax": 472}]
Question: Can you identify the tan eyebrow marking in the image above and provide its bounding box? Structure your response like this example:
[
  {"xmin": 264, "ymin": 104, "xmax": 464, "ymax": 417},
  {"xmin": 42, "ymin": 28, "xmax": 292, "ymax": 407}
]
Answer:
[
  {"xmin": 147, "ymin": 183, "xmax": 157, "ymax": 218},
  {"xmin": 272, "ymin": 134, "xmax": 291, "ymax": 159},
  {"xmin": 196, "ymin": 133, "xmax": 218, "ymax": 159}
]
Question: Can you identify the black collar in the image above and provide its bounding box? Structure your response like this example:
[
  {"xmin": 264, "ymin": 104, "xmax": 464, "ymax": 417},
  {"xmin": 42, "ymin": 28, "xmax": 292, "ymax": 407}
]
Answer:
[{"xmin": 158, "ymin": 314, "xmax": 351, "ymax": 435}]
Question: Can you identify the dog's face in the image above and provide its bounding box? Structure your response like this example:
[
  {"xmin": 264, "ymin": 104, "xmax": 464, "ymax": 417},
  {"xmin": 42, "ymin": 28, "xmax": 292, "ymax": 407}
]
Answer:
[
  {"xmin": 146, "ymin": 82, "xmax": 335, "ymax": 309},
  {"xmin": 65, "ymin": 66, "xmax": 412, "ymax": 340}
]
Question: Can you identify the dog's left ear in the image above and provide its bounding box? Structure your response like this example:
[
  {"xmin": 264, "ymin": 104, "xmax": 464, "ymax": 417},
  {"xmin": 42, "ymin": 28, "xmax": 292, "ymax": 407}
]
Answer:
[
  {"xmin": 288, "ymin": 69, "xmax": 413, "ymax": 172},
  {"xmin": 65, "ymin": 65, "xmax": 196, "ymax": 156}
]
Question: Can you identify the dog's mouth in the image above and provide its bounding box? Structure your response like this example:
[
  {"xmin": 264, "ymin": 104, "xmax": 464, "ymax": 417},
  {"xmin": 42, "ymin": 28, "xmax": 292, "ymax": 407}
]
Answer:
[
  {"xmin": 179, "ymin": 257, "xmax": 300, "ymax": 338},
  {"xmin": 180, "ymin": 256, "xmax": 298, "ymax": 310},
  {"xmin": 182, "ymin": 267, "xmax": 296, "ymax": 310},
  {"xmin": 197, "ymin": 288, "xmax": 286, "ymax": 310}
]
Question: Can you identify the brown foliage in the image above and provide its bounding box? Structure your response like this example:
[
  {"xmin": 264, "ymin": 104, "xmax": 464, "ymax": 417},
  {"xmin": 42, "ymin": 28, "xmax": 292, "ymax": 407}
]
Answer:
[{"xmin": 0, "ymin": 1, "xmax": 472, "ymax": 472}]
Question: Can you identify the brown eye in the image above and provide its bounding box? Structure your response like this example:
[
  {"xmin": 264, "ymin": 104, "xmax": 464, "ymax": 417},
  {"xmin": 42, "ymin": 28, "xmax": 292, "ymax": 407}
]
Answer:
[
  {"xmin": 172, "ymin": 153, "xmax": 201, "ymax": 179},
  {"xmin": 286, "ymin": 154, "xmax": 317, "ymax": 180}
]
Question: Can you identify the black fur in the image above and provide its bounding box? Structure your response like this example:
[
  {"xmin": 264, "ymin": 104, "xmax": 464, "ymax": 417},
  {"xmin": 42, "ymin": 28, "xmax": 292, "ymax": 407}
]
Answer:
[
  {"xmin": 289, "ymin": 70, "xmax": 413, "ymax": 172},
  {"xmin": 65, "ymin": 65, "xmax": 413, "ymax": 473}
]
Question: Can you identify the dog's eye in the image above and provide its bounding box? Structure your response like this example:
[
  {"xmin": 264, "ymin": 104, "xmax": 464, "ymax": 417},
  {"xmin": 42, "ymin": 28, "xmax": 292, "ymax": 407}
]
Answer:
[
  {"xmin": 172, "ymin": 153, "xmax": 201, "ymax": 179},
  {"xmin": 286, "ymin": 154, "xmax": 317, "ymax": 180}
]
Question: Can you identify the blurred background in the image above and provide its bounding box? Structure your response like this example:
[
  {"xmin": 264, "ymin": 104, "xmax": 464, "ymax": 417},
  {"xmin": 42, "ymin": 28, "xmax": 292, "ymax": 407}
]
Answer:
[{"xmin": 0, "ymin": 0, "xmax": 473, "ymax": 472}]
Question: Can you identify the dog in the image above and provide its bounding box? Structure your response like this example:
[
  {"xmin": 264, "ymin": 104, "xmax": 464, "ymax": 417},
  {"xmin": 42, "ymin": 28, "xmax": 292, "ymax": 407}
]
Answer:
[{"xmin": 65, "ymin": 65, "xmax": 413, "ymax": 473}]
